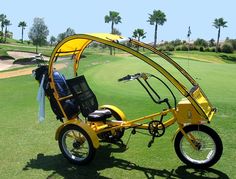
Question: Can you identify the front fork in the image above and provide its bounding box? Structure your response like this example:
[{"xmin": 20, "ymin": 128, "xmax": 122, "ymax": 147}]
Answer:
[{"xmin": 173, "ymin": 124, "xmax": 198, "ymax": 150}]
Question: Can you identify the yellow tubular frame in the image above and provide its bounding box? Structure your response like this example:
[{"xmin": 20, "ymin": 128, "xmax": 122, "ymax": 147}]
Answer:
[{"xmin": 48, "ymin": 33, "xmax": 216, "ymax": 147}]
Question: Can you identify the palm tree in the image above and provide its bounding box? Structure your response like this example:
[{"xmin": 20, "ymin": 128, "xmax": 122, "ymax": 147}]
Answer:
[
  {"xmin": 105, "ymin": 11, "xmax": 122, "ymax": 34},
  {"xmin": 105, "ymin": 11, "xmax": 122, "ymax": 55},
  {"xmin": 213, "ymin": 18, "xmax": 227, "ymax": 52},
  {"xmin": 3, "ymin": 19, "xmax": 11, "ymax": 42},
  {"xmin": 147, "ymin": 10, "xmax": 166, "ymax": 48},
  {"xmin": 0, "ymin": 14, "xmax": 6, "ymax": 41},
  {"xmin": 132, "ymin": 28, "xmax": 146, "ymax": 51},
  {"xmin": 18, "ymin": 21, "xmax": 27, "ymax": 43}
]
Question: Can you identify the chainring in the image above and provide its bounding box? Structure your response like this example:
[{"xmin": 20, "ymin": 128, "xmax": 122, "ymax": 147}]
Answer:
[{"xmin": 148, "ymin": 120, "xmax": 165, "ymax": 137}]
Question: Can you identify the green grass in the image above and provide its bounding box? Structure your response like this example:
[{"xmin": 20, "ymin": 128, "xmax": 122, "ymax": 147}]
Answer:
[
  {"xmin": 171, "ymin": 51, "xmax": 236, "ymax": 64},
  {"xmin": 0, "ymin": 43, "xmax": 53, "ymax": 57},
  {"xmin": 1, "ymin": 52, "xmax": 236, "ymax": 178}
]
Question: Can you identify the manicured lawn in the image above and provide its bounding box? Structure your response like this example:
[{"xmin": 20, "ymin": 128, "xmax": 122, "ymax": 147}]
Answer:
[
  {"xmin": 171, "ymin": 50, "xmax": 236, "ymax": 64},
  {"xmin": 0, "ymin": 43, "xmax": 53, "ymax": 57},
  {"xmin": 0, "ymin": 52, "xmax": 236, "ymax": 178}
]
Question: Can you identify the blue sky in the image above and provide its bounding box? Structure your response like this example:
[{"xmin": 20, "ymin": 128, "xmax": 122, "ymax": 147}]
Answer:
[{"xmin": 0, "ymin": 0, "xmax": 235, "ymax": 43}]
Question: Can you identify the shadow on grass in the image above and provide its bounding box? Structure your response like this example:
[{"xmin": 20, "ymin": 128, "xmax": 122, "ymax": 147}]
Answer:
[{"xmin": 23, "ymin": 143, "xmax": 229, "ymax": 179}]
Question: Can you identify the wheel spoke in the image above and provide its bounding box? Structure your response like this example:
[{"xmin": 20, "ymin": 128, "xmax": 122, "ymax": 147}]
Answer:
[
  {"xmin": 62, "ymin": 129, "xmax": 89, "ymax": 161},
  {"xmin": 180, "ymin": 130, "xmax": 216, "ymax": 164}
]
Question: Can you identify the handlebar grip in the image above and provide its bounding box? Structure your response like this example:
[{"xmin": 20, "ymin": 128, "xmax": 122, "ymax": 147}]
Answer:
[{"xmin": 118, "ymin": 75, "xmax": 131, "ymax": 82}]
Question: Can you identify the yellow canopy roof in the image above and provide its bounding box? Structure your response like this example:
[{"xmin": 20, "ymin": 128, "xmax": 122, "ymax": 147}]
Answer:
[{"xmin": 55, "ymin": 33, "xmax": 126, "ymax": 56}]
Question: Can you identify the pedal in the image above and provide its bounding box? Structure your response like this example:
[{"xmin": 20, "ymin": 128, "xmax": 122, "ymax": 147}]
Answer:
[{"xmin": 148, "ymin": 136, "xmax": 155, "ymax": 148}]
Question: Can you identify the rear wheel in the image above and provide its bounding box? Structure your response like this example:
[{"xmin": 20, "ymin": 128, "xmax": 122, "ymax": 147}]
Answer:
[
  {"xmin": 58, "ymin": 125, "xmax": 96, "ymax": 165},
  {"xmin": 174, "ymin": 125, "xmax": 223, "ymax": 168}
]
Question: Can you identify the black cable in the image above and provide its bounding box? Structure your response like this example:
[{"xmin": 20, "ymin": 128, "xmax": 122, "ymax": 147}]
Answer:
[
  {"xmin": 137, "ymin": 78, "xmax": 160, "ymax": 104},
  {"xmin": 144, "ymin": 79, "xmax": 161, "ymax": 100},
  {"xmin": 137, "ymin": 74, "xmax": 177, "ymax": 109},
  {"xmin": 150, "ymin": 75, "xmax": 177, "ymax": 109}
]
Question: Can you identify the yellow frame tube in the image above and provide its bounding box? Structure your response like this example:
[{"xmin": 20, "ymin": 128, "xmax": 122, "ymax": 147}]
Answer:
[{"xmin": 94, "ymin": 109, "xmax": 176, "ymax": 134}]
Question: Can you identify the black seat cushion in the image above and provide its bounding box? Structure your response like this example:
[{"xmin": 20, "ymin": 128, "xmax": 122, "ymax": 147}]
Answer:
[{"xmin": 88, "ymin": 109, "xmax": 112, "ymax": 121}]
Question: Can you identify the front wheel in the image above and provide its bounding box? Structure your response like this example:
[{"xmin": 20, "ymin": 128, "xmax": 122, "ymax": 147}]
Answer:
[
  {"xmin": 174, "ymin": 125, "xmax": 223, "ymax": 168},
  {"xmin": 58, "ymin": 125, "xmax": 96, "ymax": 165}
]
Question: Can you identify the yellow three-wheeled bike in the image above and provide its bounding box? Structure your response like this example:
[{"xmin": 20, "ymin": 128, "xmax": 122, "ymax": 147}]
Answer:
[{"xmin": 34, "ymin": 33, "xmax": 222, "ymax": 168}]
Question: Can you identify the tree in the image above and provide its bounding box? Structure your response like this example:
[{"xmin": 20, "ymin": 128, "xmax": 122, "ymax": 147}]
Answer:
[
  {"xmin": 105, "ymin": 11, "xmax": 122, "ymax": 34},
  {"xmin": 49, "ymin": 36, "xmax": 56, "ymax": 46},
  {"xmin": 105, "ymin": 11, "xmax": 122, "ymax": 55},
  {"xmin": 132, "ymin": 28, "xmax": 146, "ymax": 51},
  {"xmin": 0, "ymin": 14, "xmax": 6, "ymax": 41},
  {"xmin": 194, "ymin": 38, "xmax": 208, "ymax": 48},
  {"xmin": 112, "ymin": 28, "xmax": 121, "ymax": 35},
  {"xmin": 213, "ymin": 18, "xmax": 227, "ymax": 52},
  {"xmin": 3, "ymin": 19, "xmax": 11, "ymax": 42},
  {"xmin": 18, "ymin": 21, "xmax": 27, "ymax": 43},
  {"xmin": 57, "ymin": 27, "xmax": 76, "ymax": 42},
  {"xmin": 209, "ymin": 38, "xmax": 215, "ymax": 47},
  {"xmin": 147, "ymin": 10, "xmax": 166, "ymax": 48},
  {"xmin": 28, "ymin": 17, "xmax": 49, "ymax": 53}
]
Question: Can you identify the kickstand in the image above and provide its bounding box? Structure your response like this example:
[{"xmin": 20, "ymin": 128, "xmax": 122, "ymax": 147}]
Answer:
[{"xmin": 124, "ymin": 128, "xmax": 136, "ymax": 150}]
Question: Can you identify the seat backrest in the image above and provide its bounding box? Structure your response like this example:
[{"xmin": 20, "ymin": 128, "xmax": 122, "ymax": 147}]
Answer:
[
  {"xmin": 34, "ymin": 65, "xmax": 79, "ymax": 120},
  {"xmin": 66, "ymin": 75, "xmax": 98, "ymax": 117},
  {"xmin": 53, "ymin": 71, "xmax": 71, "ymax": 97}
]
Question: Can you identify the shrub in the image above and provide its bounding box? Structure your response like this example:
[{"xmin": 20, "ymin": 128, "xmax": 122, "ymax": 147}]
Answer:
[
  {"xmin": 181, "ymin": 45, "xmax": 188, "ymax": 51},
  {"xmin": 0, "ymin": 55, "xmax": 15, "ymax": 60},
  {"xmin": 226, "ymin": 39, "xmax": 236, "ymax": 50},
  {"xmin": 165, "ymin": 45, "xmax": 174, "ymax": 51},
  {"xmin": 163, "ymin": 51, "xmax": 173, "ymax": 56},
  {"xmin": 157, "ymin": 46, "xmax": 165, "ymax": 51},
  {"xmin": 13, "ymin": 57, "xmax": 41, "ymax": 65},
  {"xmin": 194, "ymin": 38, "xmax": 208, "ymax": 47},
  {"xmin": 221, "ymin": 43, "xmax": 234, "ymax": 53},
  {"xmin": 205, "ymin": 47, "xmax": 210, "ymax": 52},
  {"xmin": 175, "ymin": 46, "xmax": 181, "ymax": 51},
  {"xmin": 199, "ymin": 46, "xmax": 204, "ymax": 52},
  {"xmin": 170, "ymin": 39, "xmax": 182, "ymax": 46},
  {"xmin": 210, "ymin": 47, "xmax": 216, "ymax": 52}
]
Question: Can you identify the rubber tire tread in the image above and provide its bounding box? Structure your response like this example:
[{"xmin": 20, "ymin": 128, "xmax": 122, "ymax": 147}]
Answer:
[
  {"xmin": 58, "ymin": 125, "xmax": 96, "ymax": 165},
  {"xmin": 174, "ymin": 125, "xmax": 223, "ymax": 169}
]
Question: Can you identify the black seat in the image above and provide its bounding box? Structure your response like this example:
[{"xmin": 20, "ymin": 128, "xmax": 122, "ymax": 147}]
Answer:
[
  {"xmin": 88, "ymin": 109, "xmax": 112, "ymax": 121},
  {"xmin": 66, "ymin": 75, "xmax": 111, "ymax": 121}
]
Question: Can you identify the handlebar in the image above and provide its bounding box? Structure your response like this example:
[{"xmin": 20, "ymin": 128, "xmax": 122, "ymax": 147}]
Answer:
[
  {"xmin": 118, "ymin": 73, "xmax": 153, "ymax": 82},
  {"xmin": 118, "ymin": 72, "xmax": 176, "ymax": 109}
]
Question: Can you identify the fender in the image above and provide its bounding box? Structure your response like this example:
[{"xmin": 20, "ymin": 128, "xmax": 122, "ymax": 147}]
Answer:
[
  {"xmin": 55, "ymin": 119, "xmax": 100, "ymax": 149},
  {"xmin": 99, "ymin": 104, "xmax": 127, "ymax": 121}
]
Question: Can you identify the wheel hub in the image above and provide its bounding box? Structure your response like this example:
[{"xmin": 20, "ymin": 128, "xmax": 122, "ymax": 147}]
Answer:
[{"xmin": 73, "ymin": 141, "xmax": 81, "ymax": 149}]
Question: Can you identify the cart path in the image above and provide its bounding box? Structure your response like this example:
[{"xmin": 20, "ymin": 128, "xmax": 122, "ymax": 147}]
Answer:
[{"xmin": 0, "ymin": 63, "xmax": 66, "ymax": 79}]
